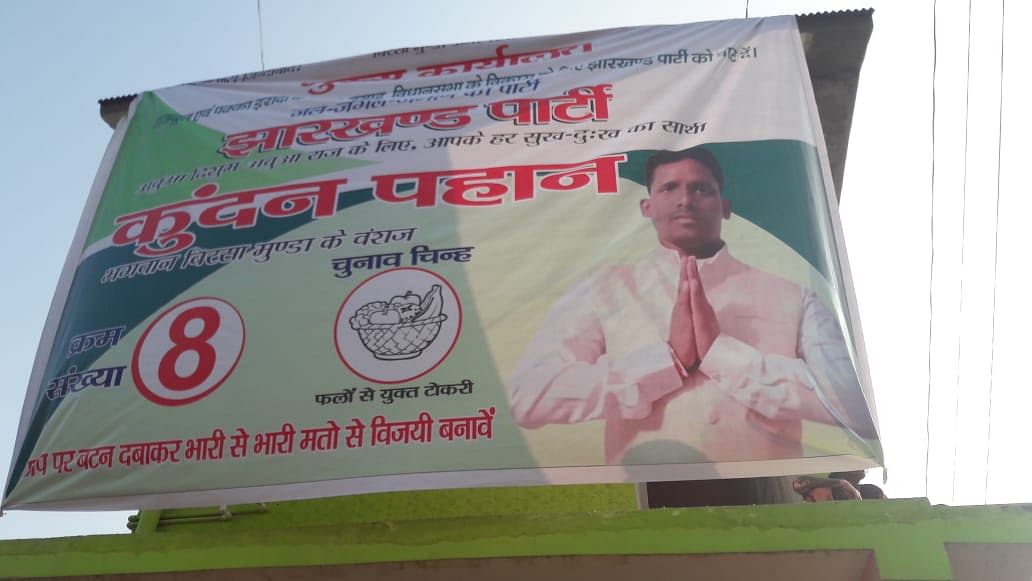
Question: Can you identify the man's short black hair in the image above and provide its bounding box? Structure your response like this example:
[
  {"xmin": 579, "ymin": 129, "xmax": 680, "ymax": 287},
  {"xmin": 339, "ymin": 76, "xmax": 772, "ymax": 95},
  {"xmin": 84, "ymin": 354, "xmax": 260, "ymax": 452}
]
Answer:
[{"xmin": 645, "ymin": 147, "xmax": 724, "ymax": 192}]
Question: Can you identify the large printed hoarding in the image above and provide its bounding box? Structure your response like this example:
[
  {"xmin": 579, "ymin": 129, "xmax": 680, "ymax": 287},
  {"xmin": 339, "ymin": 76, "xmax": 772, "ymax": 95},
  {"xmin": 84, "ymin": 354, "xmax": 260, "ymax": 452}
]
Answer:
[{"xmin": 4, "ymin": 16, "xmax": 880, "ymax": 510}]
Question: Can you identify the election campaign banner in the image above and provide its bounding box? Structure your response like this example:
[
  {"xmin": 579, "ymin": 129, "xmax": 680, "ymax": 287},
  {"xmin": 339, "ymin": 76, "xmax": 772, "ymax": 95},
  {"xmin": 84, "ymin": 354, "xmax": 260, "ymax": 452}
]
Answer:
[{"xmin": 4, "ymin": 15, "xmax": 881, "ymax": 510}]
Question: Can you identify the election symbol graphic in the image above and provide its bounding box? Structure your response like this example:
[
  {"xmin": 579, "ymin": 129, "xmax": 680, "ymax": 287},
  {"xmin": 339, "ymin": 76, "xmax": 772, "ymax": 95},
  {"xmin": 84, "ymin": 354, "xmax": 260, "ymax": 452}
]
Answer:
[
  {"xmin": 335, "ymin": 268, "xmax": 462, "ymax": 384},
  {"xmin": 349, "ymin": 285, "xmax": 448, "ymax": 361}
]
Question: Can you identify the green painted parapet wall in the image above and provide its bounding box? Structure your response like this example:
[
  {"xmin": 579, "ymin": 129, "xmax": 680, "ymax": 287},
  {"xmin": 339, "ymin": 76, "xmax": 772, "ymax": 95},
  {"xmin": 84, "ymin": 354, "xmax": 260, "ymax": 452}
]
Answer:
[
  {"xmin": 132, "ymin": 483, "xmax": 640, "ymax": 532},
  {"xmin": 2, "ymin": 486, "xmax": 1032, "ymax": 580}
]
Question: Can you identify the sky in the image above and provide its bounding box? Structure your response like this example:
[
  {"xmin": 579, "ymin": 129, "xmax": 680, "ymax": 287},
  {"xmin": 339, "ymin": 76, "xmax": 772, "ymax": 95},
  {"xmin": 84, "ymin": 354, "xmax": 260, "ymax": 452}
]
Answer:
[{"xmin": 0, "ymin": 0, "xmax": 1026, "ymax": 539}]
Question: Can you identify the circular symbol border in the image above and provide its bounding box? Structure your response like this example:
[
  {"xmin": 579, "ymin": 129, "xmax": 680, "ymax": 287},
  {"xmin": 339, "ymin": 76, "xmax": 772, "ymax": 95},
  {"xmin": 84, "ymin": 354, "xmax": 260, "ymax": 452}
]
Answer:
[
  {"xmin": 132, "ymin": 296, "xmax": 246, "ymax": 407},
  {"xmin": 334, "ymin": 267, "xmax": 463, "ymax": 384}
]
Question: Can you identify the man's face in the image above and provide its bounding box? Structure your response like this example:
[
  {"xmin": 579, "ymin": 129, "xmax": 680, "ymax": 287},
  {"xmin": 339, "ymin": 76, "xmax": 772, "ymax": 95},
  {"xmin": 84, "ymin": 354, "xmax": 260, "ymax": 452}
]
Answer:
[{"xmin": 640, "ymin": 159, "xmax": 730, "ymax": 252}]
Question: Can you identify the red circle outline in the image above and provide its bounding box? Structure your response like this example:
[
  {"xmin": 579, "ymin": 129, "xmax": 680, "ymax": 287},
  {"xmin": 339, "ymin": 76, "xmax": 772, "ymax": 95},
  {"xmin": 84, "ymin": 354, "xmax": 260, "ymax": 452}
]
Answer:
[
  {"xmin": 334, "ymin": 267, "xmax": 463, "ymax": 384},
  {"xmin": 132, "ymin": 296, "xmax": 247, "ymax": 406}
]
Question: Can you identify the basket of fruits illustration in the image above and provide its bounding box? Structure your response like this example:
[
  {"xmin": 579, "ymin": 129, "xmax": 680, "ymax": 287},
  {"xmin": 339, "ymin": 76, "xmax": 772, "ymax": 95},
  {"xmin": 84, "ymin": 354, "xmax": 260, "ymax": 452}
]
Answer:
[{"xmin": 348, "ymin": 285, "xmax": 447, "ymax": 360}]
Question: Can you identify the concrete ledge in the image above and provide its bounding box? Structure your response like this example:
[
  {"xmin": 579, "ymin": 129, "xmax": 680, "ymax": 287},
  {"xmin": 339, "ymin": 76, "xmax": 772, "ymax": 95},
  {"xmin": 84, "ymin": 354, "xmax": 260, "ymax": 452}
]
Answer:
[{"xmin": 4, "ymin": 499, "xmax": 1032, "ymax": 579}]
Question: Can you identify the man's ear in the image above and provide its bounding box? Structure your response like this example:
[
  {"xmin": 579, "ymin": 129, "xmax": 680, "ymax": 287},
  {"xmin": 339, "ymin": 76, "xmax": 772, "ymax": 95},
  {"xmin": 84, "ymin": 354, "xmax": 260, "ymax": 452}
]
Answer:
[
  {"xmin": 640, "ymin": 198, "xmax": 652, "ymax": 218},
  {"xmin": 721, "ymin": 198, "xmax": 731, "ymax": 219}
]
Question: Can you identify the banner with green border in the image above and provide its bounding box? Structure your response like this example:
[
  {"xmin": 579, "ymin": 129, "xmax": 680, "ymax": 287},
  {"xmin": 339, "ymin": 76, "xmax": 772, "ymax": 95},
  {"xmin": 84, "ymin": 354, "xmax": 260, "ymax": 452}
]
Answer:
[{"xmin": 3, "ymin": 15, "xmax": 880, "ymax": 511}]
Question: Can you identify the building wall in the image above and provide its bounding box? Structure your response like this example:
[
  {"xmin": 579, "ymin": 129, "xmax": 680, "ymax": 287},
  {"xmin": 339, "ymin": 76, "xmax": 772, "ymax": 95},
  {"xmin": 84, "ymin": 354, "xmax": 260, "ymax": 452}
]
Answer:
[{"xmin": 3, "ymin": 490, "xmax": 1032, "ymax": 580}]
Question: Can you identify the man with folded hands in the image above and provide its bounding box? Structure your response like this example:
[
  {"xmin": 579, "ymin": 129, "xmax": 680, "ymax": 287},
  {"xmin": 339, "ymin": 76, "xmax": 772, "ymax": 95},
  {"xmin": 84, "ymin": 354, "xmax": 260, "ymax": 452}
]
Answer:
[{"xmin": 508, "ymin": 146, "xmax": 877, "ymax": 466}]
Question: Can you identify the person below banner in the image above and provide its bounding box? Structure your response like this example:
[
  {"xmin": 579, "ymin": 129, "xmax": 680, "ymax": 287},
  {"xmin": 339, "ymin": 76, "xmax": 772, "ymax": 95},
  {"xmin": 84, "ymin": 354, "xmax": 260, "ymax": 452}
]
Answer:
[{"xmin": 507, "ymin": 146, "xmax": 878, "ymax": 465}]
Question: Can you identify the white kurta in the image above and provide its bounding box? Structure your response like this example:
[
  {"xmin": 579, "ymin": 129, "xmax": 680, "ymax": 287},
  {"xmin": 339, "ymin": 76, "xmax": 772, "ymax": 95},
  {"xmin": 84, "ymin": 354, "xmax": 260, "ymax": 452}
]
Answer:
[{"xmin": 508, "ymin": 244, "xmax": 873, "ymax": 464}]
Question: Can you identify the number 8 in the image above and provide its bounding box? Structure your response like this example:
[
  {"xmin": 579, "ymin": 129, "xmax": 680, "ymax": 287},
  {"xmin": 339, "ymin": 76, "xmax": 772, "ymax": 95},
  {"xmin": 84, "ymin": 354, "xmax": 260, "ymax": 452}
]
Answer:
[
  {"xmin": 133, "ymin": 297, "xmax": 245, "ymax": 406},
  {"xmin": 157, "ymin": 306, "xmax": 220, "ymax": 391}
]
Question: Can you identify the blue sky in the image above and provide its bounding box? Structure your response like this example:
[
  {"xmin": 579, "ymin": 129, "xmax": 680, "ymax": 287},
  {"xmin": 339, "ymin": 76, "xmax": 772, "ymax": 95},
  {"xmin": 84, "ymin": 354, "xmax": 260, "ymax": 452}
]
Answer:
[{"xmin": 1, "ymin": 0, "xmax": 1026, "ymax": 539}]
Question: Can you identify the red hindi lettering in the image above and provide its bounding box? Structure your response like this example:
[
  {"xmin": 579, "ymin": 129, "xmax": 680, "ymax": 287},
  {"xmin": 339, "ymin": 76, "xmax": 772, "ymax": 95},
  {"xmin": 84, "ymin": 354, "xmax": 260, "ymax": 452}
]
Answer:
[
  {"xmin": 372, "ymin": 171, "xmax": 442, "ymax": 207},
  {"xmin": 292, "ymin": 119, "xmax": 336, "ymax": 145},
  {"xmin": 473, "ymin": 406, "xmax": 496, "ymax": 439},
  {"xmin": 552, "ymin": 84, "xmax": 612, "ymax": 123},
  {"xmin": 193, "ymin": 184, "xmax": 261, "ymax": 230},
  {"xmin": 486, "ymin": 84, "xmax": 612, "ymax": 126},
  {"xmin": 259, "ymin": 178, "xmax": 346, "ymax": 219},
  {"xmin": 185, "ymin": 428, "xmax": 227, "ymax": 461},
  {"xmin": 537, "ymin": 154, "xmax": 626, "ymax": 195},
  {"xmin": 220, "ymin": 127, "xmax": 289, "ymax": 158},
  {"xmin": 344, "ymin": 418, "xmax": 365, "ymax": 449},
  {"xmin": 299, "ymin": 420, "xmax": 341, "ymax": 452},
  {"xmin": 371, "ymin": 155, "xmax": 626, "ymax": 209},
  {"xmin": 439, "ymin": 166, "xmax": 536, "ymax": 207},
  {"xmin": 253, "ymin": 423, "xmax": 296, "ymax": 455},
  {"xmin": 423, "ymin": 106, "xmax": 476, "ymax": 130},
  {"xmin": 51, "ymin": 449, "xmax": 76, "ymax": 473},
  {"xmin": 407, "ymin": 412, "xmax": 434, "ymax": 443},
  {"xmin": 75, "ymin": 445, "xmax": 115, "ymax": 471},
  {"xmin": 112, "ymin": 178, "xmax": 348, "ymax": 257},
  {"xmin": 416, "ymin": 43, "xmax": 590, "ymax": 77},
  {"xmin": 229, "ymin": 427, "xmax": 250, "ymax": 458},
  {"xmin": 370, "ymin": 415, "xmax": 392, "ymax": 446},
  {"xmin": 302, "ymin": 69, "xmax": 406, "ymax": 94},
  {"xmin": 112, "ymin": 204, "xmax": 195, "ymax": 258},
  {"xmin": 24, "ymin": 453, "xmax": 48, "ymax": 477},
  {"xmin": 438, "ymin": 407, "xmax": 496, "ymax": 441}
]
